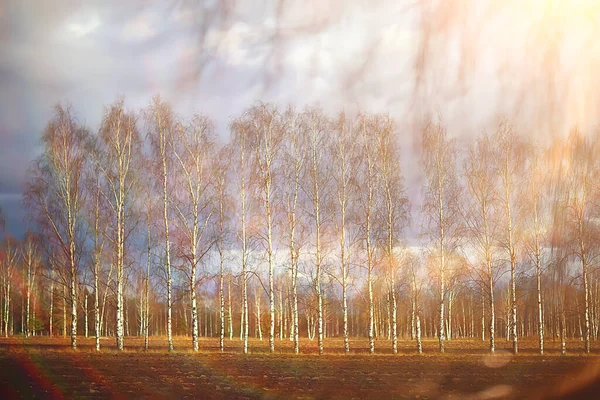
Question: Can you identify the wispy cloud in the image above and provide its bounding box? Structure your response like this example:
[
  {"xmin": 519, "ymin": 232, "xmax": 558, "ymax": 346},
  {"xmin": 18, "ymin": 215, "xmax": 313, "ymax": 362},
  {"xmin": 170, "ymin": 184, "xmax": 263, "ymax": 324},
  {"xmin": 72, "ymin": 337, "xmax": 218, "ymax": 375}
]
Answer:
[
  {"xmin": 65, "ymin": 13, "xmax": 101, "ymax": 38},
  {"xmin": 1, "ymin": 0, "xmax": 600, "ymax": 238}
]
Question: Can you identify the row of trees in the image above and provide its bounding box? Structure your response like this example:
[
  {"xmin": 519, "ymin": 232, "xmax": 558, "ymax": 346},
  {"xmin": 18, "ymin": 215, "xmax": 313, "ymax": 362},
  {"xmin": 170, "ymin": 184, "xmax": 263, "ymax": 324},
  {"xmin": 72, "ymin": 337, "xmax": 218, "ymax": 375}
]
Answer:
[{"xmin": 1, "ymin": 96, "xmax": 599, "ymax": 356}]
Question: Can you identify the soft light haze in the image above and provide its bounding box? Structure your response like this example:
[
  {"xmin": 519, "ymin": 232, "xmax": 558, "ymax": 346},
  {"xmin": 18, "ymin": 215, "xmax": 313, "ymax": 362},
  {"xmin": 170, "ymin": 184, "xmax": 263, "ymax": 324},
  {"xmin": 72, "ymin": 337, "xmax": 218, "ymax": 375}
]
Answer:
[{"xmin": 1, "ymin": 0, "xmax": 599, "ymax": 238}]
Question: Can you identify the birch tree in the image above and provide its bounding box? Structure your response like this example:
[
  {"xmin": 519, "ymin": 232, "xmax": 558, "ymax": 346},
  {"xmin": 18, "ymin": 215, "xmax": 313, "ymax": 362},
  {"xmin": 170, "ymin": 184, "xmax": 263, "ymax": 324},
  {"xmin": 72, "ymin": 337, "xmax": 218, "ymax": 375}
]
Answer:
[
  {"xmin": 406, "ymin": 251, "xmax": 423, "ymax": 353},
  {"xmin": 24, "ymin": 104, "xmax": 88, "ymax": 349},
  {"xmin": 331, "ymin": 111, "xmax": 358, "ymax": 354},
  {"xmin": 146, "ymin": 95, "xmax": 176, "ymax": 352},
  {"xmin": 523, "ymin": 143, "xmax": 548, "ymax": 354},
  {"xmin": 463, "ymin": 134, "xmax": 499, "ymax": 353},
  {"xmin": 0, "ymin": 236, "xmax": 19, "ymax": 337},
  {"xmin": 547, "ymin": 139, "xmax": 570, "ymax": 354},
  {"xmin": 356, "ymin": 114, "xmax": 379, "ymax": 354},
  {"xmin": 171, "ymin": 115, "xmax": 215, "ymax": 352},
  {"xmin": 214, "ymin": 146, "xmax": 232, "ymax": 353},
  {"xmin": 493, "ymin": 123, "xmax": 525, "ymax": 355},
  {"xmin": 374, "ymin": 115, "xmax": 409, "ymax": 354},
  {"xmin": 231, "ymin": 115, "xmax": 252, "ymax": 354},
  {"xmin": 420, "ymin": 121, "xmax": 460, "ymax": 353},
  {"xmin": 141, "ymin": 178, "xmax": 156, "ymax": 351},
  {"xmin": 247, "ymin": 104, "xmax": 283, "ymax": 353},
  {"xmin": 302, "ymin": 107, "xmax": 332, "ymax": 355},
  {"xmin": 563, "ymin": 128, "xmax": 598, "ymax": 354},
  {"xmin": 22, "ymin": 232, "xmax": 40, "ymax": 338},
  {"xmin": 281, "ymin": 106, "xmax": 306, "ymax": 354},
  {"xmin": 85, "ymin": 149, "xmax": 106, "ymax": 351},
  {"xmin": 98, "ymin": 99, "xmax": 141, "ymax": 351}
]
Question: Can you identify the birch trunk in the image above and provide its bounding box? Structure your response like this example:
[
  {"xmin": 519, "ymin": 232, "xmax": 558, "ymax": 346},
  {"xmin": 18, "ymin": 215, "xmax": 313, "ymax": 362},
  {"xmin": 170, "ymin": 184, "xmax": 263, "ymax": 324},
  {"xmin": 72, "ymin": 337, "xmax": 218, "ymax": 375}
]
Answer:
[
  {"xmin": 24, "ymin": 106, "xmax": 87, "ymax": 350},
  {"xmin": 448, "ymin": 291, "xmax": 453, "ymax": 340},
  {"xmin": 49, "ymin": 267, "xmax": 54, "ymax": 337},
  {"xmin": 411, "ymin": 262, "xmax": 422, "ymax": 353},
  {"xmin": 582, "ymin": 248, "xmax": 591, "ymax": 353},
  {"xmin": 84, "ymin": 293, "xmax": 88, "ymax": 338},
  {"xmin": 279, "ymin": 290, "xmax": 283, "ymax": 341},
  {"xmin": 144, "ymin": 204, "xmax": 151, "ymax": 351},
  {"xmin": 421, "ymin": 124, "xmax": 458, "ymax": 354},
  {"xmin": 411, "ymin": 288, "xmax": 416, "ymax": 341},
  {"xmin": 255, "ymin": 289, "xmax": 263, "ymax": 340},
  {"xmin": 333, "ymin": 113, "xmax": 353, "ymax": 355},
  {"xmin": 306, "ymin": 111, "xmax": 327, "ymax": 355},
  {"xmin": 314, "ymin": 168, "xmax": 324, "ymax": 355},
  {"xmin": 94, "ymin": 269, "xmax": 100, "ymax": 350},
  {"xmin": 416, "ymin": 311, "xmax": 422, "ymax": 354},
  {"xmin": 4, "ymin": 280, "xmax": 10, "ymax": 338},
  {"xmin": 292, "ymin": 248, "xmax": 299, "ymax": 353},
  {"xmin": 163, "ymin": 155, "xmax": 173, "ymax": 353},
  {"xmin": 506, "ymin": 195, "xmax": 518, "ymax": 354},
  {"xmin": 151, "ymin": 101, "xmax": 174, "ymax": 352},
  {"xmin": 219, "ymin": 260, "xmax": 225, "ymax": 352},
  {"xmin": 235, "ymin": 124, "xmax": 250, "ymax": 352},
  {"xmin": 62, "ymin": 284, "xmax": 66, "ymax": 339},
  {"xmin": 535, "ymin": 239, "xmax": 544, "ymax": 354},
  {"xmin": 359, "ymin": 116, "xmax": 376, "ymax": 354},
  {"xmin": 228, "ymin": 275, "xmax": 233, "ymax": 340},
  {"xmin": 26, "ymin": 259, "xmax": 31, "ymax": 338}
]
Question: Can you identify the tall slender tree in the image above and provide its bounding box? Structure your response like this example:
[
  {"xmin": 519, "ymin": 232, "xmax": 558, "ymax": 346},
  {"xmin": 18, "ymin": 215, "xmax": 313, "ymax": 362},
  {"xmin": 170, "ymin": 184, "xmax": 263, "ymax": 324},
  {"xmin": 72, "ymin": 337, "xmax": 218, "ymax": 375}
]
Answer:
[
  {"xmin": 0, "ymin": 236, "xmax": 19, "ymax": 337},
  {"xmin": 523, "ymin": 142, "xmax": 548, "ymax": 354},
  {"xmin": 493, "ymin": 123, "xmax": 524, "ymax": 355},
  {"xmin": 24, "ymin": 104, "xmax": 88, "ymax": 349},
  {"xmin": 85, "ymin": 148, "xmax": 107, "ymax": 351},
  {"xmin": 22, "ymin": 231, "xmax": 40, "ymax": 338},
  {"xmin": 420, "ymin": 121, "xmax": 460, "ymax": 353},
  {"xmin": 171, "ymin": 115, "xmax": 215, "ymax": 352},
  {"xmin": 214, "ymin": 145, "xmax": 232, "ymax": 353},
  {"xmin": 357, "ymin": 114, "xmax": 379, "ymax": 354},
  {"xmin": 281, "ymin": 106, "xmax": 306, "ymax": 354},
  {"xmin": 563, "ymin": 128, "xmax": 598, "ymax": 354},
  {"xmin": 231, "ymin": 115, "xmax": 252, "ymax": 354},
  {"xmin": 146, "ymin": 95, "xmax": 176, "ymax": 352},
  {"xmin": 302, "ymin": 107, "xmax": 332, "ymax": 355},
  {"xmin": 98, "ymin": 99, "xmax": 141, "ymax": 351},
  {"xmin": 248, "ymin": 104, "xmax": 283, "ymax": 353},
  {"xmin": 463, "ymin": 134, "xmax": 499, "ymax": 353},
  {"xmin": 374, "ymin": 114, "xmax": 409, "ymax": 354},
  {"xmin": 331, "ymin": 111, "xmax": 358, "ymax": 354}
]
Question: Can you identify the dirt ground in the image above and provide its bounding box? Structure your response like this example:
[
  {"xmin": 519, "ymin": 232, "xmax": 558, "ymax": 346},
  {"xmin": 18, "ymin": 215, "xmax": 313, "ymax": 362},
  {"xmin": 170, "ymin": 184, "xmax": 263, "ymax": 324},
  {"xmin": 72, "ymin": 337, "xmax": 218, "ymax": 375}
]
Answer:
[{"xmin": 0, "ymin": 336, "xmax": 599, "ymax": 399}]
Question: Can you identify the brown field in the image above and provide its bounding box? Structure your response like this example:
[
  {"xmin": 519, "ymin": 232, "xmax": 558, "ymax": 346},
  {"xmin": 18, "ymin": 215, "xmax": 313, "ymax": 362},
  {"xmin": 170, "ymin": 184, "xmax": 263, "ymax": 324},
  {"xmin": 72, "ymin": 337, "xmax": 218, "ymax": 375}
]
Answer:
[{"xmin": 1, "ymin": 336, "xmax": 599, "ymax": 399}]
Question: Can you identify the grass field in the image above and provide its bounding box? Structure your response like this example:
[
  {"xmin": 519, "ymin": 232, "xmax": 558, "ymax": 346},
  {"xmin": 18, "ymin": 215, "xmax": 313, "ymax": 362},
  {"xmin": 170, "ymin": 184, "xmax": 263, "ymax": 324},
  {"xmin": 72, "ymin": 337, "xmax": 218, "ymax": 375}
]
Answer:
[{"xmin": 0, "ymin": 336, "xmax": 599, "ymax": 399}]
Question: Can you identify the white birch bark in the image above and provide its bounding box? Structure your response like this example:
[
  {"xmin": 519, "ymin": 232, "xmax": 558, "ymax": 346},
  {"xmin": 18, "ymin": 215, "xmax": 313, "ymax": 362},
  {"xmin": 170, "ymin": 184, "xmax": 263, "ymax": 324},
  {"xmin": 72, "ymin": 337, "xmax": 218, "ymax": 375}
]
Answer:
[
  {"xmin": 228, "ymin": 275, "xmax": 233, "ymax": 340},
  {"xmin": 248, "ymin": 105, "xmax": 281, "ymax": 353},
  {"xmin": 146, "ymin": 97, "xmax": 176, "ymax": 352},
  {"xmin": 332, "ymin": 113, "xmax": 354, "ymax": 355},
  {"xmin": 281, "ymin": 108, "xmax": 304, "ymax": 354},
  {"xmin": 421, "ymin": 122, "xmax": 460, "ymax": 354},
  {"xmin": 49, "ymin": 265, "xmax": 54, "ymax": 337},
  {"xmin": 98, "ymin": 102, "xmax": 139, "ymax": 352},
  {"xmin": 24, "ymin": 105, "xmax": 87, "ymax": 349},
  {"xmin": 494, "ymin": 125, "xmax": 522, "ymax": 355},
  {"xmin": 232, "ymin": 116, "xmax": 250, "ymax": 354},
  {"xmin": 303, "ymin": 109, "xmax": 330, "ymax": 355},
  {"xmin": 171, "ymin": 116, "xmax": 214, "ymax": 352}
]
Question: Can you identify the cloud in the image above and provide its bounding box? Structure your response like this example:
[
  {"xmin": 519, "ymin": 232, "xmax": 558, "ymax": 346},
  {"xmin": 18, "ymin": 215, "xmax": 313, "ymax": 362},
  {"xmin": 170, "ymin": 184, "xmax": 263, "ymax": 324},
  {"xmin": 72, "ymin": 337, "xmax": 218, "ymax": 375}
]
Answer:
[
  {"xmin": 120, "ymin": 10, "xmax": 157, "ymax": 42},
  {"xmin": 65, "ymin": 13, "xmax": 101, "ymax": 38},
  {"xmin": 1, "ymin": 0, "xmax": 600, "ymax": 239}
]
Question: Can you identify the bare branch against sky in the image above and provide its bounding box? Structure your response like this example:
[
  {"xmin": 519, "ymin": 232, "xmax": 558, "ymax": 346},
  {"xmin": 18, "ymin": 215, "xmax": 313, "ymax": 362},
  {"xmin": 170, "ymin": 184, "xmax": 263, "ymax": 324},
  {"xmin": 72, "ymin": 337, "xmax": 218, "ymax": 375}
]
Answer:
[{"xmin": 2, "ymin": 0, "xmax": 600, "ymax": 238}]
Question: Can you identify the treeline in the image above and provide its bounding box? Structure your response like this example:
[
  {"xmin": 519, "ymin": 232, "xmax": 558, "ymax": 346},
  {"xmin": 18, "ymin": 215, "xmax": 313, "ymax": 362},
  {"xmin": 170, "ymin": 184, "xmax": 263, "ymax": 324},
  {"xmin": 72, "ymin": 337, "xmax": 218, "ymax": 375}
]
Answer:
[{"xmin": 1, "ymin": 95, "xmax": 599, "ymax": 356}]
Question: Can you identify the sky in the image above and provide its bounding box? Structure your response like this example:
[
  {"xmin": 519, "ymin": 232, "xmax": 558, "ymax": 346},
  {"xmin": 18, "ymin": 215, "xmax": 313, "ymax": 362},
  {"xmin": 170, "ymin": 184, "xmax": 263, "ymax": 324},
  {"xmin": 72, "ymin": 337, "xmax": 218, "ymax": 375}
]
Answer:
[{"xmin": 1, "ymin": 0, "xmax": 599, "ymax": 240}]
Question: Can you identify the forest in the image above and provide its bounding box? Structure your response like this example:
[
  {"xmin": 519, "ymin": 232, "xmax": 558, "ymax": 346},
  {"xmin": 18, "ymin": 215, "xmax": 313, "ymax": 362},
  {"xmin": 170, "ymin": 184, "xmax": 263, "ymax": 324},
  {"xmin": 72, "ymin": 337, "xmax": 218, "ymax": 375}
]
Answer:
[{"xmin": 1, "ymin": 95, "xmax": 598, "ymax": 359}]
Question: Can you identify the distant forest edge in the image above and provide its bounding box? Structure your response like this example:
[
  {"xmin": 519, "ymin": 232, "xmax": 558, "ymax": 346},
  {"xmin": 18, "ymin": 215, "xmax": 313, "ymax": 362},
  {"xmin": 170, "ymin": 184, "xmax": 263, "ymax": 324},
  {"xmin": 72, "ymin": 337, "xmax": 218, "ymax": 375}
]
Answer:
[{"xmin": 1, "ymin": 95, "xmax": 598, "ymax": 356}]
